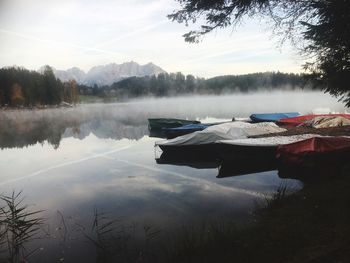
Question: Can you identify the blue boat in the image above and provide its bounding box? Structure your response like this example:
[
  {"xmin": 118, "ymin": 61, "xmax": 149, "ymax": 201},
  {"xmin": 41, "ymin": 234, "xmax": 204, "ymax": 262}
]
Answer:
[
  {"xmin": 148, "ymin": 118, "xmax": 200, "ymax": 131},
  {"xmin": 250, "ymin": 112, "xmax": 299, "ymax": 123},
  {"xmin": 162, "ymin": 123, "xmax": 211, "ymax": 139},
  {"xmin": 162, "ymin": 122, "xmax": 228, "ymax": 139}
]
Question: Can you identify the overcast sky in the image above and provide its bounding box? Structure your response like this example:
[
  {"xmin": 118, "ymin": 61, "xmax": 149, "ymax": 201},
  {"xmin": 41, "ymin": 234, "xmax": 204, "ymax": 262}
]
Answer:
[{"xmin": 0, "ymin": 0, "xmax": 304, "ymax": 77}]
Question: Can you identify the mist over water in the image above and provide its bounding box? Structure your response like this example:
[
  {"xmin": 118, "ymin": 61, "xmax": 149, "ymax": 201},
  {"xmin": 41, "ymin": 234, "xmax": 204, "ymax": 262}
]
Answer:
[
  {"xmin": 0, "ymin": 90, "xmax": 346, "ymax": 149},
  {"xmin": 129, "ymin": 90, "xmax": 347, "ymax": 119}
]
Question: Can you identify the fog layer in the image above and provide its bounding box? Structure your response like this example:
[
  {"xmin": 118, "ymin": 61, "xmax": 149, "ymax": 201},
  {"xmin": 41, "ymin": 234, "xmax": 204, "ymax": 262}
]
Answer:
[{"xmin": 0, "ymin": 91, "xmax": 347, "ymax": 149}]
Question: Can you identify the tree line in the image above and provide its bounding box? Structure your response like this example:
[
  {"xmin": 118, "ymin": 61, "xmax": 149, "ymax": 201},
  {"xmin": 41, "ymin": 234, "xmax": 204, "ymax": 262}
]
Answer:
[
  {"xmin": 0, "ymin": 66, "xmax": 314, "ymax": 106},
  {"xmin": 84, "ymin": 71, "xmax": 312, "ymax": 99},
  {"xmin": 0, "ymin": 66, "xmax": 78, "ymax": 107}
]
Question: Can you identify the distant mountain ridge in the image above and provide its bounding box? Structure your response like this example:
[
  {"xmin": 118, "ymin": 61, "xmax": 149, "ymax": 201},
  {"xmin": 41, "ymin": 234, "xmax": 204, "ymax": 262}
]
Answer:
[{"xmin": 49, "ymin": 61, "xmax": 166, "ymax": 86}]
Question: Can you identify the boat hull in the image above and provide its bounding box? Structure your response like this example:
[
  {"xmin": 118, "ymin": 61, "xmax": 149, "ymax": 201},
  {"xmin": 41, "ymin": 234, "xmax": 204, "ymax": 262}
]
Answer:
[{"xmin": 158, "ymin": 142, "xmax": 277, "ymax": 164}]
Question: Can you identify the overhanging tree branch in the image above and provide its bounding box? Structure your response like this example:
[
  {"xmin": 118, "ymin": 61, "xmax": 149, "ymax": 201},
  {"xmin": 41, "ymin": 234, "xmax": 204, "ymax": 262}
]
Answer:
[{"xmin": 169, "ymin": 0, "xmax": 350, "ymax": 106}]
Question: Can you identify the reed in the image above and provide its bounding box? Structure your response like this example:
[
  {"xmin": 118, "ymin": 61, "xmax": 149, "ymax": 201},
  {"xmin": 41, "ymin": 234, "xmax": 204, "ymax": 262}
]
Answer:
[{"xmin": 0, "ymin": 191, "xmax": 44, "ymax": 263}]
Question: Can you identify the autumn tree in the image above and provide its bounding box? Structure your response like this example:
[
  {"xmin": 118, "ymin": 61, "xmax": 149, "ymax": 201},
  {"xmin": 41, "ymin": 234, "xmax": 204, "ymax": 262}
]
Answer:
[
  {"xmin": 10, "ymin": 83, "xmax": 25, "ymax": 106},
  {"xmin": 63, "ymin": 80, "xmax": 79, "ymax": 104},
  {"xmin": 168, "ymin": 0, "xmax": 350, "ymax": 106}
]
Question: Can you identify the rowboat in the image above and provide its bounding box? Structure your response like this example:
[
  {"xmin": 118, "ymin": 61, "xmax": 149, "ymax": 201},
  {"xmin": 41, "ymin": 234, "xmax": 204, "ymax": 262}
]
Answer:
[
  {"xmin": 156, "ymin": 122, "xmax": 286, "ymax": 158},
  {"xmin": 162, "ymin": 122, "xmax": 225, "ymax": 139},
  {"xmin": 215, "ymin": 134, "xmax": 320, "ymax": 162},
  {"xmin": 156, "ymin": 122, "xmax": 301, "ymax": 165},
  {"xmin": 250, "ymin": 112, "xmax": 299, "ymax": 123},
  {"xmin": 277, "ymin": 114, "xmax": 350, "ymax": 127},
  {"xmin": 276, "ymin": 136, "xmax": 350, "ymax": 167},
  {"xmin": 148, "ymin": 118, "xmax": 200, "ymax": 131},
  {"xmin": 162, "ymin": 123, "xmax": 210, "ymax": 139}
]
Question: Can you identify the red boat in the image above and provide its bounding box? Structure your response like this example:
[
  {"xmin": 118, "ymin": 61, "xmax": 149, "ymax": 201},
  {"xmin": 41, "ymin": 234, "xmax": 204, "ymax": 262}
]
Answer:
[
  {"xmin": 277, "ymin": 114, "xmax": 350, "ymax": 127},
  {"xmin": 276, "ymin": 136, "xmax": 350, "ymax": 167}
]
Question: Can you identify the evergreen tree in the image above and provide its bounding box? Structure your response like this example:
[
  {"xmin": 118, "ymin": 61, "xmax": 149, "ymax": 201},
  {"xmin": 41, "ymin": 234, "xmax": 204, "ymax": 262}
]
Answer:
[{"xmin": 168, "ymin": 0, "xmax": 350, "ymax": 106}]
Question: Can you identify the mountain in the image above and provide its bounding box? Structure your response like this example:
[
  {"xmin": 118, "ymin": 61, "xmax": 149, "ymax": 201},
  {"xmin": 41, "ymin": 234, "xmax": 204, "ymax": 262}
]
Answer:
[
  {"xmin": 54, "ymin": 67, "xmax": 86, "ymax": 84},
  {"xmin": 50, "ymin": 62, "xmax": 166, "ymax": 86}
]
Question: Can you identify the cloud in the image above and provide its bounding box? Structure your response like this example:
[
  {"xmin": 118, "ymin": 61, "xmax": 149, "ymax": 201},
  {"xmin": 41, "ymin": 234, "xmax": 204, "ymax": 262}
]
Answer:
[{"xmin": 0, "ymin": 0, "xmax": 303, "ymax": 76}]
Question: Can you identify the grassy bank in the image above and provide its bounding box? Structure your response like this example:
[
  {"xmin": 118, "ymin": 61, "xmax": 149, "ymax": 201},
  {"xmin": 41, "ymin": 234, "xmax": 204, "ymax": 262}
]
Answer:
[
  {"xmin": 78, "ymin": 95, "xmax": 119, "ymax": 104},
  {"xmin": 166, "ymin": 166, "xmax": 350, "ymax": 263},
  {"xmin": 78, "ymin": 95, "xmax": 105, "ymax": 104}
]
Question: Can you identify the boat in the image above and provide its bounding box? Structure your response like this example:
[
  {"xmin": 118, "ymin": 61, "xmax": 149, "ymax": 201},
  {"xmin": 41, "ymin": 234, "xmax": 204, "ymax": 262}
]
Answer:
[
  {"xmin": 215, "ymin": 134, "xmax": 320, "ymax": 163},
  {"xmin": 298, "ymin": 116, "xmax": 350, "ymax": 128},
  {"xmin": 156, "ymin": 122, "xmax": 287, "ymax": 161},
  {"xmin": 148, "ymin": 118, "xmax": 200, "ymax": 131},
  {"xmin": 277, "ymin": 114, "xmax": 350, "ymax": 127},
  {"xmin": 276, "ymin": 136, "xmax": 350, "ymax": 167},
  {"xmin": 162, "ymin": 123, "xmax": 210, "ymax": 139},
  {"xmin": 162, "ymin": 122, "xmax": 225, "ymax": 139},
  {"xmin": 250, "ymin": 112, "xmax": 299, "ymax": 123}
]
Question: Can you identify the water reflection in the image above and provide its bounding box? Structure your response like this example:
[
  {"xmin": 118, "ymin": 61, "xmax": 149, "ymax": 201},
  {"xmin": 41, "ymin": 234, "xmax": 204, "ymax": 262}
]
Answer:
[{"xmin": 0, "ymin": 105, "xmax": 149, "ymax": 149}]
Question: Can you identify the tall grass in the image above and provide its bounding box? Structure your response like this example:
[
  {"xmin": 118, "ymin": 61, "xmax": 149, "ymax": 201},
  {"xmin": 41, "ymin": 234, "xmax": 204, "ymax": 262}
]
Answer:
[
  {"xmin": 53, "ymin": 207, "xmax": 163, "ymax": 262},
  {"xmin": 0, "ymin": 184, "xmax": 301, "ymax": 262},
  {"xmin": 0, "ymin": 191, "xmax": 44, "ymax": 263}
]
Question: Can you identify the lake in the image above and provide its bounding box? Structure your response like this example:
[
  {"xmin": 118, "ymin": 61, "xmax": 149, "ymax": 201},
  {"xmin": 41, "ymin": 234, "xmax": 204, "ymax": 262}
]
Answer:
[{"xmin": 0, "ymin": 91, "xmax": 347, "ymax": 262}]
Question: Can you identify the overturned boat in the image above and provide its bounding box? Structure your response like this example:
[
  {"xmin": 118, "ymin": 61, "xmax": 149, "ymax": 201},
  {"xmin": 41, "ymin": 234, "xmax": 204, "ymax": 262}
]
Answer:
[
  {"xmin": 278, "ymin": 114, "xmax": 350, "ymax": 127},
  {"xmin": 215, "ymin": 134, "xmax": 321, "ymax": 164},
  {"xmin": 276, "ymin": 136, "xmax": 350, "ymax": 168},
  {"xmin": 250, "ymin": 112, "xmax": 299, "ymax": 123},
  {"xmin": 155, "ymin": 121, "xmax": 287, "ymax": 161}
]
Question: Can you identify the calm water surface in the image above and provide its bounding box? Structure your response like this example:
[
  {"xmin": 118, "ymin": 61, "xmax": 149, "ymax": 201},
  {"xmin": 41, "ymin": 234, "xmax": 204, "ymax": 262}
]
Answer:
[{"xmin": 0, "ymin": 92, "xmax": 346, "ymax": 262}]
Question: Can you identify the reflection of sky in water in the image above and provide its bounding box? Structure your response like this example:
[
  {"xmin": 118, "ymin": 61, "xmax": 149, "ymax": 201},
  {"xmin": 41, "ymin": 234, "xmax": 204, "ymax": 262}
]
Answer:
[
  {"xmin": 0, "ymin": 133, "xmax": 299, "ymax": 226},
  {"xmin": 1, "ymin": 92, "xmax": 344, "ymax": 261}
]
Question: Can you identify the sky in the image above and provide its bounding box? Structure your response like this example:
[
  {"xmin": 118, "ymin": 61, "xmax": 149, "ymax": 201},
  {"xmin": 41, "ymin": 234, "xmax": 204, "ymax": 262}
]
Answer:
[{"xmin": 0, "ymin": 0, "xmax": 304, "ymax": 77}]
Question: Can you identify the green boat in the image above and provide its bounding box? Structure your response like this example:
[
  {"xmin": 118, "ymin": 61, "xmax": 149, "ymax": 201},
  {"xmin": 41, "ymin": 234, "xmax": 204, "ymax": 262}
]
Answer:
[{"xmin": 148, "ymin": 118, "xmax": 200, "ymax": 131}]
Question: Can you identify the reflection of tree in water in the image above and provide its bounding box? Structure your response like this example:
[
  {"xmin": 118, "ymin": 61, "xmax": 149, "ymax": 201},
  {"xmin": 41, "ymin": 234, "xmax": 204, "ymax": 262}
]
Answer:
[
  {"xmin": 0, "ymin": 106, "xmax": 149, "ymax": 149},
  {"xmin": 0, "ymin": 116, "xmax": 65, "ymax": 149},
  {"xmin": 64, "ymin": 119, "xmax": 148, "ymax": 141}
]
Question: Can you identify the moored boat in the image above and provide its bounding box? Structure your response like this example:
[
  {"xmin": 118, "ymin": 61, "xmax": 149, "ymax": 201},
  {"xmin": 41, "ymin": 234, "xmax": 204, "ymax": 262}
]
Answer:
[
  {"xmin": 276, "ymin": 136, "xmax": 350, "ymax": 167},
  {"xmin": 156, "ymin": 122, "xmax": 287, "ymax": 161},
  {"xmin": 162, "ymin": 122, "xmax": 225, "ymax": 139},
  {"xmin": 162, "ymin": 123, "xmax": 210, "ymax": 139},
  {"xmin": 277, "ymin": 114, "xmax": 350, "ymax": 127},
  {"xmin": 250, "ymin": 112, "xmax": 299, "ymax": 123},
  {"xmin": 215, "ymin": 134, "xmax": 320, "ymax": 162},
  {"xmin": 148, "ymin": 118, "xmax": 200, "ymax": 131}
]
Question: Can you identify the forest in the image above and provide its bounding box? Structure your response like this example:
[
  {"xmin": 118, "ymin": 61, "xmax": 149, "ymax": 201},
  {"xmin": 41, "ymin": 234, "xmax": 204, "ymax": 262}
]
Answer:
[
  {"xmin": 0, "ymin": 66, "xmax": 78, "ymax": 107},
  {"xmin": 96, "ymin": 71, "xmax": 313, "ymax": 99},
  {"xmin": 0, "ymin": 66, "xmax": 313, "ymax": 107}
]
